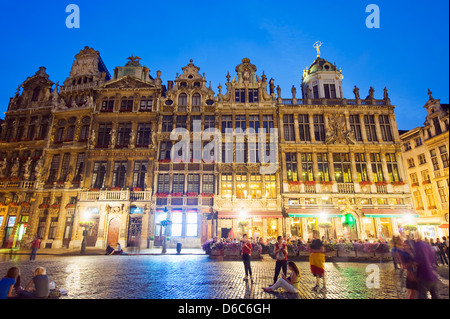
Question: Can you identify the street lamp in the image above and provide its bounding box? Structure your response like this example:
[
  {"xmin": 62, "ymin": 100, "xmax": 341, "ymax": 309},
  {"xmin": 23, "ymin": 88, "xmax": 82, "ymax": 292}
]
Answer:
[{"xmin": 160, "ymin": 207, "xmax": 172, "ymax": 254}]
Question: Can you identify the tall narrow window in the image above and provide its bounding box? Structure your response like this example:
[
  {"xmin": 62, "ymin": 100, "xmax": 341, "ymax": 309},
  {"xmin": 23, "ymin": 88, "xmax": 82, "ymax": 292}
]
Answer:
[
  {"xmin": 178, "ymin": 93, "xmax": 187, "ymax": 112},
  {"xmin": 186, "ymin": 210, "xmax": 198, "ymax": 237},
  {"xmin": 249, "ymin": 115, "xmax": 259, "ymax": 133},
  {"xmin": 379, "ymin": 115, "xmax": 393, "ymax": 141},
  {"xmin": 364, "ymin": 115, "xmax": 378, "ymax": 142},
  {"xmin": 370, "ymin": 153, "xmax": 384, "ymax": 182},
  {"xmin": 137, "ymin": 123, "xmax": 151, "ymax": 147},
  {"xmin": 133, "ymin": 161, "xmax": 147, "ymax": 189},
  {"xmin": 349, "ymin": 115, "xmax": 362, "ymax": 141},
  {"xmin": 286, "ymin": 153, "xmax": 298, "ymax": 181},
  {"xmin": 283, "ymin": 114, "xmax": 295, "ymax": 141},
  {"xmin": 48, "ymin": 155, "xmax": 61, "ymax": 183},
  {"xmin": 355, "ymin": 153, "xmax": 368, "ymax": 182},
  {"xmin": 317, "ymin": 153, "xmax": 330, "ymax": 182},
  {"xmin": 235, "ymin": 115, "xmax": 246, "ymax": 131},
  {"xmin": 312, "ymin": 85, "xmax": 319, "ymax": 99},
  {"xmin": 235, "ymin": 89, "xmax": 245, "ymax": 103},
  {"xmin": 74, "ymin": 153, "xmax": 85, "ymax": 181},
  {"xmin": 162, "ymin": 116, "xmax": 173, "ymax": 132},
  {"xmin": 313, "ymin": 115, "xmax": 325, "ymax": 142},
  {"xmin": 202, "ymin": 174, "xmax": 215, "ymax": 194},
  {"xmin": 59, "ymin": 153, "xmax": 71, "ymax": 182},
  {"xmin": 264, "ymin": 175, "xmax": 276, "ymax": 199},
  {"xmin": 112, "ymin": 161, "xmax": 127, "ymax": 188},
  {"xmin": 117, "ymin": 123, "xmax": 131, "ymax": 147},
  {"xmin": 159, "ymin": 141, "xmax": 172, "ymax": 160},
  {"xmin": 157, "ymin": 174, "xmax": 170, "ymax": 193},
  {"xmin": 176, "ymin": 115, "xmax": 187, "ymax": 129},
  {"xmin": 250, "ymin": 174, "xmax": 262, "ymax": 199},
  {"xmin": 221, "ymin": 115, "xmax": 232, "ymax": 134},
  {"xmin": 248, "ymin": 89, "xmax": 259, "ymax": 103},
  {"xmin": 187, "ymin": 174, "xmax": 200, "ymax": 194},
  {"xmin": 439, "ymin": 145, "xmax": 449, "ymax": 168},
  {"xmin": 172, "ymin": 174, "xmax": 185, "ymax": 194},
  {"xmin": 236, "ymin": 174, "xmax": 248, "ymax": 199},
  {"xmin": 171, "ymin": 210, "xmax": 183, "ymax": 237},
  {"xmin": 262, "ymin": 115, "xmax": 274, "ymax": 133},
  {"xmin": 192, "ymin": 93, "xmax": 201, "ymax": 112},
  {"xmin": 301, "ymin": 153, "xmax": 314, "ymax": 182},
  {"xmin": 333, "ymin": 153, "xmax": 352, "ymax": 183},
  {"xmin": 221, "ymin": 173, "xmax": 232, "ymax": 198},
  {"xmin": 97, "ymin": 123, "xmax": 112, "ymax": 147},
  {"xmin": 204, "ymin": 116, "xmax": 215, "ymax": 130},
  {"xmin": 92, "ymin": 161, "xmax": 107, "ymax": 188},
  {"xmin": 323, "ymin": 84, "xmax": 337, "ymax": 99},
  {"xmin": 430, "ymin": 149, "xmax": 440, "ymax": 171},
  {"xmin": 298, "ymin": 115, "xmax": 311, "ymax": 141}
]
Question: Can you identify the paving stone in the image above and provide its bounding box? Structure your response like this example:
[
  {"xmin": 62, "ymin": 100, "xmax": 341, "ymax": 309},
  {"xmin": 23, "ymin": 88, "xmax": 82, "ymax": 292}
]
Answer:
[{"xmin": 0, "ymin": 254, "xmax": 448, "ymax": 299}]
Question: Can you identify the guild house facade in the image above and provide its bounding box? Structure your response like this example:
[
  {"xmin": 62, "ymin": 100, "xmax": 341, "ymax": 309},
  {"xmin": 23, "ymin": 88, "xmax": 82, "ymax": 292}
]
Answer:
[{"xmin": 0, "ymin": 46, "xmax": 421, "ymax": 250}]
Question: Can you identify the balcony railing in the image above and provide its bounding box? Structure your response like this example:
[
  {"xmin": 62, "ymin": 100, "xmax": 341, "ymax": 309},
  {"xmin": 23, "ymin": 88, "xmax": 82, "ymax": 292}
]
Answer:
[
  {"xmin": 0, "ymin": 180, "xmax": 36, "ymax": 189},
  {"xmin": 337, "ymin": 183, "xmax": 355, "ymax": 194},
  {"xmin": 279, "ymin": 98, "xmax": 389, "ymax": 106},
  {"xmin": 79, "ymin": 190, "xmax": 152, "ymax": 202}
]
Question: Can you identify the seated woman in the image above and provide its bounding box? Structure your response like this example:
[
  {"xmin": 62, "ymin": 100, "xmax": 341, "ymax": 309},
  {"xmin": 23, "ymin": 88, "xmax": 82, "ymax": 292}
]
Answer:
[
  {"xmin": 0, "ymin": 267, "xmax": 20, "ymax": 299},
  {"xmin": 106, "ymin": 243, "xmax": 115, "ymax": 255},
  {"xmin": 25, "ymin": 267, "xmax": 50, "ymax": 299},
  {"xmin": 263, "ymin": 261, "xmax": 300, "ymax": 293}
]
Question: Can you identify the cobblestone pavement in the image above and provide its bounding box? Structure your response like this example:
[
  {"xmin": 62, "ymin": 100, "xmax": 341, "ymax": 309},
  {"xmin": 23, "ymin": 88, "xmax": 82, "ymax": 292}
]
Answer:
[{"xmin": 0, "ymin": 254, "xmax": 448, "ymax": 299}]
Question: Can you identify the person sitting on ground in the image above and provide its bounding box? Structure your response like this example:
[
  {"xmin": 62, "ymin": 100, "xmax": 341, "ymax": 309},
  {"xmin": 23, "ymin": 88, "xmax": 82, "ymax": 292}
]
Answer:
[
  {"xmin": 25, "ymin": 267, "xmax": 50, "ymax": 299},
  {"xmin": 0, "ymin": 267, "xmax": 20, "ymax": 299},
  {"xmin": 263, "ymin": 261, "xmax": 300, "ymax": 293},
  {"xmin": 106, "ymin": 243, "xmax": 115, "ymax": 255},
  {"xmin": 115, "ymin": 243, "xmax": 123, "ymax": 254}
]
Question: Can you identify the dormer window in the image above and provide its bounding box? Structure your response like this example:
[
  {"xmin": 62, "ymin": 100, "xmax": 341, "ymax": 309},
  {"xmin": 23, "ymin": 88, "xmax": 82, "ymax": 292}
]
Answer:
[
  {"xmin": 235, "ymin": 89, "xmax": 245, "ymax": 103},
  {"xmin": 248, "ymin": 89, "xmax": 259, "ymax": 103},
  {"xmin": 193, "ymin": 82, "xmax": 201, "ymax": 88},
  {"xmin": 31, "ymin": 87, "xmax": 41, "ymax": 102},
  {"xmin": 178, "ymin": 93, "xmax": 187, "ymax": 112},
  {"xmin": 180, "ymin": 82, "xmax": 187, "ymax": 88}
]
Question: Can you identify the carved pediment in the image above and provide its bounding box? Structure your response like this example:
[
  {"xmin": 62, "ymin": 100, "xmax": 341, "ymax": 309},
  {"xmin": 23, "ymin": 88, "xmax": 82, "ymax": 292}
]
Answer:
[{"xmin": 103, "ymin": 76, "xmax": 156, "ymax": 89}]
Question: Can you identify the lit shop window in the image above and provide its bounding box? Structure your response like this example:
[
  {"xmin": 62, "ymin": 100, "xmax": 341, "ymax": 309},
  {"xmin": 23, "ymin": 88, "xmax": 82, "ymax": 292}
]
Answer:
[
  {"xmin": 171, "ymin": 210, "xmax": 183, "ymax": 237},
  {"xmin": 186, "ymin": 210, "xmax": 198, "ymax": 237}
]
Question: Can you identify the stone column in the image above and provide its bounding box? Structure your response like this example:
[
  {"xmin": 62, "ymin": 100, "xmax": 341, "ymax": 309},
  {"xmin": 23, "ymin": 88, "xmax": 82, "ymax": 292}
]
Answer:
[
  {"xmin": 309, "ymin": 114, "xmax": 315, "ymax": 142},
  {"xmin": 294, "ymin": 115, "xmax": 300, "ymax": 142},
  {"xmin": 374, "ymin": 114, "xmax": 383, "ymax": 143},
  {"xmin": 360, "ymin": 114, "xmax": 368, "ymax": 142}
]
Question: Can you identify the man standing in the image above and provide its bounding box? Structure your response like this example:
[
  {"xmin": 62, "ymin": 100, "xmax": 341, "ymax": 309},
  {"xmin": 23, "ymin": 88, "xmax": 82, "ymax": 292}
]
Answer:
[
  {"xmin": 273, "ymin": 236, "xmax": 288, "ymax": 284},
  {"xmin": 414, "ymin": 234, "xmax": 440, "ymax": 299},
  {"xmin": 241, "ymin": 234, "xmax": 253, "ymax": 282},
  {"xmin": 29, "ymin": 237, "xmax": 41, "ymax": 261}
]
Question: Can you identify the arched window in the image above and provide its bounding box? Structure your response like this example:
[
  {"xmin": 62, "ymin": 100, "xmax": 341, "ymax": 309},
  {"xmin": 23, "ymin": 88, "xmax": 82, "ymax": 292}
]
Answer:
[{"xmin": 192, "ymin": 93, "xmax": 201, "ymax": 106}]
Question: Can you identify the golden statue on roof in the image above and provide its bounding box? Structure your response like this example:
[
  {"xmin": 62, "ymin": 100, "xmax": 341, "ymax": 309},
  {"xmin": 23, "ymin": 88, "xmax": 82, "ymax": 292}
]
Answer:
[
  {"xmin": 313, "ymin": 41, "xmax": 323, "ymax": 57},
  {"xmin": 127, "ymin": 55, "xmax": 141, "ymax": 64}
]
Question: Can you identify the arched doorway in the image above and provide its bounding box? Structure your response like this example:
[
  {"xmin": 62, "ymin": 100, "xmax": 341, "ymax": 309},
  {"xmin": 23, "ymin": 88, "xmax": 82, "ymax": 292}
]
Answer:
[
  {"xmin": 107, "ymin": 218, "xmax": 120, "ymax": 246},
  {"xmin": 342, "ymin": 213, "xmax": 358, "ymax": 240}
]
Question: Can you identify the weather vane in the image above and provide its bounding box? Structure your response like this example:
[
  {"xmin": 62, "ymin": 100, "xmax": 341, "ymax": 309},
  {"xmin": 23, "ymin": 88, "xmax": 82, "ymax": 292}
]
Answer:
[{"xmin": 313, "ymin": 41, "xmax": 323, "ymax": 57}]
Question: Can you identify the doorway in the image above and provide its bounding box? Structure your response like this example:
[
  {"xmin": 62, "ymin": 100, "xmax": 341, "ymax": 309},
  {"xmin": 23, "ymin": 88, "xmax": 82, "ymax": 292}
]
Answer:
[{"xmin": 107, "ymin": 218, "xmax": 120, "ymax": 246}]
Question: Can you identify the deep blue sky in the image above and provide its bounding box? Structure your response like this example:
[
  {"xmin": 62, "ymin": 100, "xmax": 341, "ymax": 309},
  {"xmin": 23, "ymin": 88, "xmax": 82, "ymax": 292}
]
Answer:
[{"xmin": 0, "ymin": 0, "xmax": 448, "ymax": 130}]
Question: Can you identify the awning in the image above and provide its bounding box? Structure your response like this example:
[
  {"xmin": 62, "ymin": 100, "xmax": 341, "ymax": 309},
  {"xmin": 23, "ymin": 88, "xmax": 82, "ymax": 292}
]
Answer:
[
  {"xmin": 218, "ymin": 211, "xmax": 282, "ymax": 218},
  {"xmin": 439, "ymin": 224, "xmax": 449, "ymax": 229},
  {"xmin": 361, "ymin": 209, "xmax": 418, "ymax": 218},
  {"xmin": 288, "ymin": 208, "xmax": 341, "ymax": 218},
  {"xmin": 416, "ymin": 217, "xmax": 442, "ymax": 225}
]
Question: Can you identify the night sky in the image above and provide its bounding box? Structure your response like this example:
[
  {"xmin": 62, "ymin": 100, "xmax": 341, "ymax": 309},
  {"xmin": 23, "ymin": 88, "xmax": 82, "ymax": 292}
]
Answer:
[{"xmin": 0, "ymin": 0, "xmax": 448, "ymax": 130}]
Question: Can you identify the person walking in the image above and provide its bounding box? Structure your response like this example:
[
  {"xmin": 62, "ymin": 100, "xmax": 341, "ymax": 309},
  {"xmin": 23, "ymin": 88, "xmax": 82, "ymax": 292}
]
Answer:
[
  {"xmin": 0, "ymin": 267, "xmax": 20, "ymax": 299},
  {"xmin": 392, "ymin": 236, "xmax": 417, "ymax": 299},
  {"xmin": 436, "ymin": 238, "xmax": 449, "ymax": 266},
  {"xmin": 29, "ymin": 237, "xmax": 41, "ymax": 261},
  {"xmin": 414, "ymin": 234, "xmax": 440, "ymax": 299},
  {"xmin": 241, "ymin": 234, "xmax": 253, "ymax": 282},
  {"xmin": 309, "ymin": 230, "xmax": 326, "ymax": 293},
  {"xmin": 263, "ymin": 261, "xmax": 300, "ymax": 293},
  {"xmin": 443, "ymin": 236, "xmax": 449, "ymax": 259},
  {"xmin": 273, "ymin": 236, "xmax": 288, "ymax": 284}
]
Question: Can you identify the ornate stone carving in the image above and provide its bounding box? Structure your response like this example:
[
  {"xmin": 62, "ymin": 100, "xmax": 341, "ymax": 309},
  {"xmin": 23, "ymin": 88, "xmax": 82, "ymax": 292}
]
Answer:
[{"xmin": 325, "ymin": 114, "xmax": 356, "ymax": 145}]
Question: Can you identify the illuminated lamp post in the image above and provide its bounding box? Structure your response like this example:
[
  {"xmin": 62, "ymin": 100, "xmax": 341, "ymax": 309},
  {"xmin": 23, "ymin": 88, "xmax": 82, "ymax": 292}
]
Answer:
[{"xmin": 160, "ymin": 207, "xmax": 172, "ymax": 254}]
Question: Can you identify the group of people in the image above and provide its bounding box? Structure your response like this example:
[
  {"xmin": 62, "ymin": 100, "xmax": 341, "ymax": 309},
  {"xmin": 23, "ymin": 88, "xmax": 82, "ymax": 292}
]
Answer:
[
  {"xmin": 0, "ymin": 266, "xmax": 50, "ymax": 299},
  {"xmin": 239, "ymin": 230, "xmax": 327, "ymax": 294},
  {"xmin": 391, "ymin": 233, "xmax": 446, "ymax": 299},
  {"xmin": 106, "ymin": 242, "xmax": 123, "ymax": 255}
]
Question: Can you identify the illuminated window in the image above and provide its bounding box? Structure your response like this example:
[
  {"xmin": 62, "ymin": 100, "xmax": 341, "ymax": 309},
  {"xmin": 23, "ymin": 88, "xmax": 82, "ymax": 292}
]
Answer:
[
  {"xmin": 186, "ymin": 210, "xmax": 198, "ymax": 237},
  {"xmin": 236, "ymin": 174, "xmax": 248, "ymax": 199},
  {"xmin": 221, "ymin": 173, "xmax": 232, "ymax": 198},
  {"xmin": 301, "ymin": 153, "xmax": 314, "ymax": 182},
  {"xmin": 355, "ymin": 153, "xmax": 368, "ymax": 182},
  {"xmin": 250, "ymin": 174, "xmax": 262, "ymax": 199},
  {"xmin": 286, "ymin": 153, "xmax": 298, "ymax": 181},
  {"xmin": 171, "ymin": 210, "xmax": 183, "ymax": 237},
  {"xmin": 370, "ymin": 153, "xmax": 384, "ymax": 182},
  {"xmin": 264, "ymin": 175, "xmax": 276, "ymax": 199}
]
